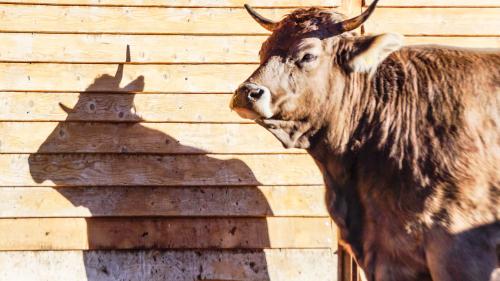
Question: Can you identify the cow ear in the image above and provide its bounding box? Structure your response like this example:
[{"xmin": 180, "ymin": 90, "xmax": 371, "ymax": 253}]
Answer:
[{"xmin": 348, "ymin": 33, "xmax": 403, "ymax": 73}]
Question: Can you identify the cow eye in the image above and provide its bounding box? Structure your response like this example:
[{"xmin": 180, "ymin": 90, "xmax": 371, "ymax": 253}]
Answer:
[{"xmin": 301, "ymin": 53, "xmax": 317, "ymax": 63}]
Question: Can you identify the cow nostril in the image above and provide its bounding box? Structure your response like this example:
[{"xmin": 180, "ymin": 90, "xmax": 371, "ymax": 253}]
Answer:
[{"xmin": 249, "ymin": 88, "xmax": 265, "ymax": 100}]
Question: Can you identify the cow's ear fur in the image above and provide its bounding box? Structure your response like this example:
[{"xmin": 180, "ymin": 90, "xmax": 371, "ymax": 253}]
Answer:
[{"xmin": 348, "ymin": 33, "xmax": 403, "ymax": 74}]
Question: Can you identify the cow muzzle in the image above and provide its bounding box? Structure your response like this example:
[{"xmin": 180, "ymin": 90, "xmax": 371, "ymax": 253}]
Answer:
[{"xmin": 230, "ymin": 83, "xmax": 273, "ymax": 120}]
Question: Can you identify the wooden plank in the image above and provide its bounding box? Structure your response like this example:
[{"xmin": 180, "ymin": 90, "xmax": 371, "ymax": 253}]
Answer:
[
  {"xmin": 0, "ymin": 217, "xmax": 335, "ymax": 250},
  {"xmin": 364, "ymin": 8, "xmax": 500, "ymax": 36},
  {"xmin": 0, "ymin": 33, "xmax": 265, "ymax": 63},
  {"xmin": 404, "ymin": 36, "xmax": 500, "ymax": 49},
  {"xmin": 0, "ymin": 6, "xmax": 294, "ymax": 34},
  {"xmin": 0, "ymin": 186, "xmax": 328, "ymax": 217},
  {"xmin": 2, "ymin": 6, "xmax": 498, "ymax": 36},
  {"xmin": 1, "ymin": 154, "xmax": 323, "ymax": 186},
  {"xmin": 0, "ymin": 0, "xmax": 339, "ymax": 7},
  {"xmin": 0, "ymin": 63, "xmax": 254, "ymax": 93},
  {"xmin": 0, "ymin": 249, "xmax": 337, "ymax": 281},
  {"xmin": 2, "ymin": 34, "xmax": 499, "ymax": 64},
  {"xmin": 0, "ymin": 122, "xmax": 303, "ymax": 154},
  {"xmin": 0, "ymin": 92, "xmax": 249, "ymax": 122},
  {"xmin": 365, "ymin": 0, "xmax": 500, "ymax": 7}
]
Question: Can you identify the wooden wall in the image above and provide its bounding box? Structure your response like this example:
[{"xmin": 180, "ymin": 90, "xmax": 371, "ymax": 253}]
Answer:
[{"xmin": 0, "ymin": 1, "xmax": 498, "ymax": 281}]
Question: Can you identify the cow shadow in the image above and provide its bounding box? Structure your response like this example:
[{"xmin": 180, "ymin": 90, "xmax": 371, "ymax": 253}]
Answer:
[{"xmin": 27, "ymin": 49, "xmax": 273, "ymax": 281}]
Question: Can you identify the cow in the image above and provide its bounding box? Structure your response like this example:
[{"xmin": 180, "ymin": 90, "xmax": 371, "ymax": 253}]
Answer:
[{"xmin": 229, "ymin": 0, "xmax": 500, "ymax": 280}]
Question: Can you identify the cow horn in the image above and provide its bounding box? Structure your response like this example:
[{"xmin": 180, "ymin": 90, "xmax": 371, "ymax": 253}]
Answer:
[
  {"xmin": 338, "ymin": 0, "xmax": 379, "ymax": 32},
  {"xmin": 244, "ymin": 4, "xmax": 278, "ymax": 31}
]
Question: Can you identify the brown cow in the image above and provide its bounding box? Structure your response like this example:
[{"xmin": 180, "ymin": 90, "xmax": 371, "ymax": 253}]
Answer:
[{"xmin": 230, "ymin": 1, "xmax": 500, "ymax": 280}]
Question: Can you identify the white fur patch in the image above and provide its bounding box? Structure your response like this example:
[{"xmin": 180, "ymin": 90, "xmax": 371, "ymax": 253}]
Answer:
[{"xmin": 253, "ymin": 87, "xmax": 273, "ymax": 118}]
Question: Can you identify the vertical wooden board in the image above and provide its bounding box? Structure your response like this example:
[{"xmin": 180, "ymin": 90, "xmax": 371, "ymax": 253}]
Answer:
[
  {"xmin": 0, "ymin": 0, "xmax": 340, "ymax": 7},
  {"xmin": 0, "ymin": 217, "xmax": 335, "ymax": 250},
  {"xmin": 364, "ymin": 8, "xmax": 500, "ymax": 35},
  {"xmin": 0, "ymin": 122, "xmax": 302, "ymax": 154},
  {"xmin": 0, "ymin": 186, "xmax": 328, "ymax": 217},
  {"xmin": 0, "ymin": 92, "xmax": 247, "ymax": 122},
  {"xmin": 0, "ymin": 33, "xmax": 265, "ymax": 63},
  {"xmin": 0, "ymin": 249, "xmax": 337, "ymax": 281},
  {"xmin": 1, "ymin": 154, "xmax": 323, "ymax": 186},
  {"xmin": 341, "ymin": 0, "xmax": 362, "ymax": 18}
]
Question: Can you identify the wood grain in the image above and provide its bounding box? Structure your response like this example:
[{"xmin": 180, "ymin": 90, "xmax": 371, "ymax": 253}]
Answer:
[
  {"xmin": 0, "ymin": 0, "xmax": 339, "ymax": 7},
  {"xmin": 0, "ymin": 217, "xmax": 335, "ymax": 250},
  {"xmin": 1, "ymin": 34, "xmax": 499, "ymax": 63},
  {"xmin": 0, "ymin": 92, "xmax": 248, "ymax": 122},
  {"xmin": 365, "ymin": 0, "xmax": 500, "ymax": 6},
  {"xmin": 403, "ymin": 36, "xmax": 500, "ymax": 49},
  {"xmin": 0, "ymin": 122, "xmax": 303, "ymax": 154},
  {"xmin": 0, "ymin": 5, "xmax": 292, "ymax": 34},
  {"xmin": 0, "ymin": 33, "xmax": 265, "ymax": 63},
  {"xmin": 0, "ymin": 63, "xmax": 254, "ymax": 93},
  {"xmin": 1, "ymin": 6, "xmax": 497, "ymax": 35},
  {"xmin": 1, "ymin": 154, "xmax": 323, "ymax": 186},
  {"xmin": 0, "ymin": 249, "xmax": 338, "ymax": 281},
  {"xmin": 0, "ymin": 186, "xmax": 328, "ymax": 217},
  {"xmin": 364, "ymin": 8, "xmax": 500, "ymax": 35}
]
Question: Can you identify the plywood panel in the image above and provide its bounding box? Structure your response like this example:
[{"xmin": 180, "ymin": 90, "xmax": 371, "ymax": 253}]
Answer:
[
  {"xmin": 0, "ymin": 5, "xmax": 292, "ymax": 34},
  {"xmin": 0, "ymin": 63, "xmax": 253, "ymax": 93},
  {"xmin": 0, "ymin": 33, "xmax": 265, "ymax": 63},
  {"xmin": 0, "ymin": 92, "xmax": 246, "ymax": 122},
  {"xmin": 0, "ymin": 249, "xmax": 337, "ymax": 281},
  {"xmin": 0, "ymin": 122, "xmax": 302, "ymax": 154},
  {"xmin": 0, "ymin": 186, "xmax": 328, "ymax": 217},
  {"xmin": 0, "ymin": 217, "xmax": 335, "ymax": 250},
  {"xmin": 364, "ymin": 8, "xmax": 500, "ymax": 35},
  {"xmin": 1, "ymin": 154, "xmax": 323, "ymax": 186},
  {"xmin": 365, "ymin": 0, "xmax": 500, "ymax": 6},
  {"xmin": 1, "ymin": 0, "xmax": 339, "ymax": 7}
]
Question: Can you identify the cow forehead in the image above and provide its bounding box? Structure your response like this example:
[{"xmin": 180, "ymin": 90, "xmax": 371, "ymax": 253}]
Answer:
[{"xmin": 259, "ymin": 8, "xmax": 348, "ymax": 60}]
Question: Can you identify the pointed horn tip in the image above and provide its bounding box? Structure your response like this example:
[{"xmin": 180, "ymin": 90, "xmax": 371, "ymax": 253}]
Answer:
[
  {"xmin": 339, "ymin": 0, "xmax": 379, "ymax": 33},
  {"xmin": 243, "ymin": 3, "xmax": 277, "ymax": 32}
]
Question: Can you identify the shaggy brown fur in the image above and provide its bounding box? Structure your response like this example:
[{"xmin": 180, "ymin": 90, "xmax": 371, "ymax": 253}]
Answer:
[{"xmin": 231, "ymin": 5, "xmax": 499, "ymax": 281}]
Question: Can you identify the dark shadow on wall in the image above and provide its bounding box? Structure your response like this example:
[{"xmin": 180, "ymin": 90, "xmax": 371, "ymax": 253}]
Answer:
[{"xmin": 27, "ymin": 47, "xmax": 273, "ymax": 281}]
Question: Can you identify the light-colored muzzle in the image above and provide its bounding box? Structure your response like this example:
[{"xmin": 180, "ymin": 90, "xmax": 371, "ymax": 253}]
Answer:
[{"xmin": 230, "ymin": 82, "xmax": 273, "ymax": 120}]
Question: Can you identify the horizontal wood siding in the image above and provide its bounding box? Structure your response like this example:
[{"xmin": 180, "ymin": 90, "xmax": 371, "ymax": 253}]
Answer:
[
  {"xmin": 365, "ymin": 0, "xmax": 500, "ymax": 7},
  {"xmin": 0, "ymin": 186, "xmax": 328, "ymax": 217},
  {"xmin": 0, "ymin": 0, "xmax": 497, "ymax": 280},
  {"xmin": 0, "ymin": 0, "xmax": 340, "ymax": 7},
  {"xmin": 0, "ymin": 217, "xmax": 335, "ymax": 250},
  {"xmin": 1, "ymin": 34, "xmax": 499, "ymax": 64},
  {"xmin": 364, "ymin": 8, "xmax": 500, "ymax": 35},
  {"xmin": 0, "ymin": 250, "xmax": 336, "ymax": 281}
]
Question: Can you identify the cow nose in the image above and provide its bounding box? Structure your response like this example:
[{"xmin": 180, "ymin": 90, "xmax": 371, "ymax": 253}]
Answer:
[
  {"xmin": 249, "ymin": 88, "xmax": 265, "ymax": 101},
  {"xmin": 236, "ymin": 83, "xmax": 267, "ymax": 102}
]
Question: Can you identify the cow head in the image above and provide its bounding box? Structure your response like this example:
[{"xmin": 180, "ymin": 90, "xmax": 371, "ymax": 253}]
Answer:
[{"xmin": 230, "ymin": 0, "xmax": 403, "ymax": 148}]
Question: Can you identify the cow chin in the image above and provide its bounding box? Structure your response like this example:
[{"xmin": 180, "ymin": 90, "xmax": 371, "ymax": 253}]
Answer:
[
  {"xmin": 232, "ymin": 95, "xmax": 274, "ymax": 120},
  {"xmin": 233, "ymin": 106, "xmax": 273, "ymax": 120},
  {"xmin": 233, "ymin": 107, "xmax": 261, "ymax": 120}
]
